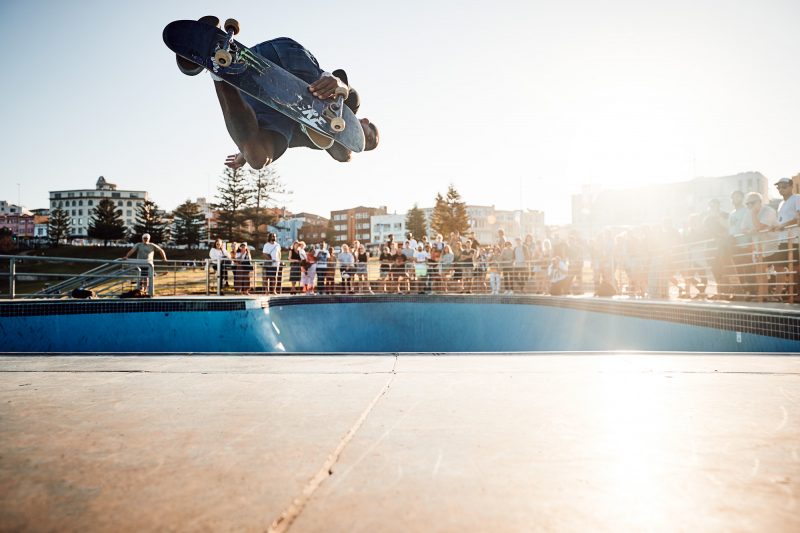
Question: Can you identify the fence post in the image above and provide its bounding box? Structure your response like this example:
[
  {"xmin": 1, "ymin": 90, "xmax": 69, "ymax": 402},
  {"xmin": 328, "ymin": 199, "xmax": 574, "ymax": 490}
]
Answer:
[
  {"xmin": 205, "ymin": 259, "xmax": 210, "ymax": 296},
  {"xmin": 9, "ymin": 258, "xmax": 15, "ymax": 300},
  {"xmin": 216, "ymin": 259, "xmax": 222, "ymax": 296},
  {"xmin": 147, "ymin": 263, "xmax": 155, "ymax": 297},
  {"xmin": 789, "ymin": 237, "xmax": 796, "ymax": 304}
]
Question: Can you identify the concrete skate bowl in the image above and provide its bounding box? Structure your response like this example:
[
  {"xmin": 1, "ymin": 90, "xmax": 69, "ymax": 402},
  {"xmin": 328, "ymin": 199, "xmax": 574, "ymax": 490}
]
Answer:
[{"xmin": 1, "ymin": 295, "xmax": 798, "ymax": 353}]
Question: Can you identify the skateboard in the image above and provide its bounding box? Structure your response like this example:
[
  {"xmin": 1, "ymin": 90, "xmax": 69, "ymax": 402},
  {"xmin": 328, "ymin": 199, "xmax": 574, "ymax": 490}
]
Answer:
[{"xmin": 163, "ymin": 19, "xmax": 365, "ymax": 153}]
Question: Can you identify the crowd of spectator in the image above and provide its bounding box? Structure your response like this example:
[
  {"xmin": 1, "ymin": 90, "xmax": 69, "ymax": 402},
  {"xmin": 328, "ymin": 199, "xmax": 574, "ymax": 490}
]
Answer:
[{"xmin": 208, "ymin": 180, "xmax": 800, "ymax": 303}]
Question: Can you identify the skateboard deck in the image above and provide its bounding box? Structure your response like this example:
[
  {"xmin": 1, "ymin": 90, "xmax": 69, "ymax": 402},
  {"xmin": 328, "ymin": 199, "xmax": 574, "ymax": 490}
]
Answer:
[{"xmin": 163, "ymin": 20, "xmax": 365, "ymax": 153}]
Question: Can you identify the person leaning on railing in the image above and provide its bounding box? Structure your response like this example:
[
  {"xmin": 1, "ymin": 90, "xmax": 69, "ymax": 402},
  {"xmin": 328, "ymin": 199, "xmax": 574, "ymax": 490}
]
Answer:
[
  {"xmin": 772, "ymin": 178, "xmax": 800, "ymax": 301},
  {"xmin": 233, "ymin": 242, "xmax": 253, "ymax": 295},
  {"xmin": 314, "ymin": 242, "xmax": 331, "ymax": 295},
  {"xmin": 122, "ymin": 233, "xmax": 167, "ymax": 293},
  {"xmin": 548, "ymin": 255, "xmax": 571, "ymax": 296},
  {"xmin": 262, "ymin": 232, "xmax": 281, "ymax": 295},
  {"xmin": 728, "ymin": 190, "xmax": 750, "ymax": 299},
  {"xmin": 337, "ymin": 244, "xmax": 355, "ymax": 294},
  {"xmin": 741, "ymin": 192, "xmax": 778, "ymax": 300},
  {"xmin": 209, "ymin": 238, "xmax": 231, "ymax": 289}
]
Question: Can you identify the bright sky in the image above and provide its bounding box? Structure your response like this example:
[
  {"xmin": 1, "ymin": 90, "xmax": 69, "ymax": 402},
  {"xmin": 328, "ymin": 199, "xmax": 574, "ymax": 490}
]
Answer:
[{"xmin": 1, "ymin": 0, "xmax": 798, "ymax": 224}]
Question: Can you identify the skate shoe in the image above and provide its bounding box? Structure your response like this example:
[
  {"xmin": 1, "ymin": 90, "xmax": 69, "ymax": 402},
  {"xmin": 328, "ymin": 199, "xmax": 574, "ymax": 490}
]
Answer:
[{"xmin": 176, "ymin": 16, "xmax": 220, "ymax": 76}]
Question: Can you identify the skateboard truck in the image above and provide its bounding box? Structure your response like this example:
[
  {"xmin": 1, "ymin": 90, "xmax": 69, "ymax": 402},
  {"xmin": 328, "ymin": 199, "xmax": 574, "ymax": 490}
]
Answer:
[
  {"xmin": 324, "ymin": 86, "xmax": 349, "ymax": 132},
  {"xmin": 213, "ymin": 18, "xmax": 240, "ymax": 67}
]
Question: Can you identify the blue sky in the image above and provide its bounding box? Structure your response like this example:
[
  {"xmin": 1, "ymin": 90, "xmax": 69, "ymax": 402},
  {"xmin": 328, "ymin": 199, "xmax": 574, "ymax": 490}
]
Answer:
[{"xmin": 1, "ymin": 0, "xmax": 798, "ymax": 223}]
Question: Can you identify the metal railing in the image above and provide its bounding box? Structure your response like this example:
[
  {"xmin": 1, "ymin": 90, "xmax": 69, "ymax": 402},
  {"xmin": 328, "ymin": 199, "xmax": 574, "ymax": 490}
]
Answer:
[
  {"xmin": 1, "ymin": 228, "xmax": 797, "ymax": 303},
  {"xmin": 2, "ymin": 256, "xmax": 154, "ymax": 299}
]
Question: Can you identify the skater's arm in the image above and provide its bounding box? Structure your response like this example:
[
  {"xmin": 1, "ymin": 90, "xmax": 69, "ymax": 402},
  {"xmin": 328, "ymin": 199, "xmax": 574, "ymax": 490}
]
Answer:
[
  {"xmin": 309, "ymin": 74, "xmax": 348, "ymax": 100},
  {"xmin": 225, "ymin": 153, "xmax": 246, "ymax": 169}
]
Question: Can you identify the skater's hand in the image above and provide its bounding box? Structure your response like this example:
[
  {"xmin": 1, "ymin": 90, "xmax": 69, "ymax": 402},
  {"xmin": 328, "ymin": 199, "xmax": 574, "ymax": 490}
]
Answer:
[
  {"xmin": 225, "ymin": 153, "xmax": 246, "ymax": 169},
  {"xmin": 309, "ymin": 75, "xmax": 346, "ymax": 100}
]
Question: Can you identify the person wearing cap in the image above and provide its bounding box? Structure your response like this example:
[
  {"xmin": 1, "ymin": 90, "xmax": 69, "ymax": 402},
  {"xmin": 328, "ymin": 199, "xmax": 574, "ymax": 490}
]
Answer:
[
  {"xmin": 772, "ymin": 177, "xmax": 800, "ymax": 299},
  {"xmin": 174, "ymin": 17, "xmax": 379, "ymax": 170},
  {"xmin": 740, "ymin": 192, "xmax": 778, "ymax": 298}
]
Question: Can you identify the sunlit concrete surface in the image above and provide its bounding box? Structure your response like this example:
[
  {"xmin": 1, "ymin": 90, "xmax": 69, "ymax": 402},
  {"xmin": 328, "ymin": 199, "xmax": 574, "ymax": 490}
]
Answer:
[{"xmin": 1, "ymin": 354, "xmax": 798, "ymax": 532}]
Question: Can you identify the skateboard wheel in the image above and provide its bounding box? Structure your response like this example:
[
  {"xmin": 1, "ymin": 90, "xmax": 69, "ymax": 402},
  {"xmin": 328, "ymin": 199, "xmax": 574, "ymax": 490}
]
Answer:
[
  {"xmin": 330, "ymin": 117, "xmax": 346, "ymax": 132},
  {"xmin": 214, "ymin": 49, "xmax": 233, "ymax": 67},
  {"xmin": 334, "ymin": 86, "xmax": 349, "ymax": 99},
  {"xmin": 224, "ymin": 18, "xmax": 240, "ymax": 34}
]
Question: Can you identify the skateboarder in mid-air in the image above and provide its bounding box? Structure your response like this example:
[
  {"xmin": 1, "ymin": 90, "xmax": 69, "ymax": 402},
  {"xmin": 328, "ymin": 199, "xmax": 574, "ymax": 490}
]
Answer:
[{"xmin": 176, "ymin": 16, "xmax": 380, "ymax": 170}]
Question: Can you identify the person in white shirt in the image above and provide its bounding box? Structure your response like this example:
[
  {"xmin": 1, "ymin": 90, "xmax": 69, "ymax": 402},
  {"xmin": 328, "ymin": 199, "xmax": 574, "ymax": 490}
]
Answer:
[
  {"xmin": 406, "ymin": 232, "xmax": 418, "ymax": 252},
  {"xmin": 314, "ymin": 242, "xmax": 331, "ymax": 294},
  {"xmin": 209, "ymin": 238, "xmax": 231, "ymax": 289},
  {"xmin": 772, "ymin": 178, "xmax": 800, "ymax": 298},
  {"xmin": 413, "ymin": 244, "xmax": 430, "ymax": 293},
  {"xmin": 337, "ymin": 244, "xmax": 355, "ymax": 294},
  {"xmin": 262, "ymin": 232, "xmax": 282, "ymax": 295}
]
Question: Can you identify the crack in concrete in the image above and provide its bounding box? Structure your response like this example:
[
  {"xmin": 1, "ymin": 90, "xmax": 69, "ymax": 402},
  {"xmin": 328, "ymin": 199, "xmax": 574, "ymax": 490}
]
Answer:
[{"xmin": 267, "ymin": 355, "xmax": 399, "ymax": 533}]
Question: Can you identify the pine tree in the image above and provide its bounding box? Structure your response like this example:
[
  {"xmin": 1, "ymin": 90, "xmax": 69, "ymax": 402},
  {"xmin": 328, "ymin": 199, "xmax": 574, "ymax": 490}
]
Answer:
[
  {"xmin": 48, "ymin": 207, "xmax": 71, "ymax": 246},
  {"xmin": 213, "ymin": 166, "xmax": 253, "ymax": 241},
  {"xmin": 88, "ymin": 198, "xmax": 126, "ymax": 246},
  {"xmin": 249, "ymin": 166, "xmax": 286, "ymax": 242},
  {"xmin": 430, "ymin": 192, "xmax": 449, "ymax": 236},
  {"xmin": 325, "ymin": 218, "xmax": 338, "ymax": 246},
  {"xmin": 447, "ymin": 185, "xmax": 470, "ymax": 235},
  {"xmin": 405, "ymin": 204, "xmax": 427, "ymax": 240},
  {"xmin": 131, "ymin": 200, "xmax": 168, "ymax": 243},
  {"xmin": 172, "ymin": 200, "xmax": 206, "ymax": 247},
  {"xmin": 430, "ymin": 185, "xmax": 470, "ymax": 237}
]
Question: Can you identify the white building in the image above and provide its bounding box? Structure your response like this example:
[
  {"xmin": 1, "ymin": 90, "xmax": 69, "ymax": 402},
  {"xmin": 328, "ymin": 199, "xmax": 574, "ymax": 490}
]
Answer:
[
  {"xmin": 49, "ymin": 176, "xmax": 149, "ymax": 238},
  {"xmin": 0, "ymin": 201, "xmax": 31, "ymax": 216},
  {"xmin": 370, "ymin": 213, "xmax": 406, "ymax": 245},
  {"xmin": 571, "ymin": 171, "xmax": 770, "ymax": 235},
  {"xmin": 269, "ymin": 218, "xmax": 304, "ymax": 249}
]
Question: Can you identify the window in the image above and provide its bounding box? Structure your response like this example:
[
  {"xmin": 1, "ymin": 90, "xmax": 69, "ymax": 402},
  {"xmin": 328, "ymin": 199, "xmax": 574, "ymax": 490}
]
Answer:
[
  {"xmin": 54, "ymin": 193, "xmax": 61, "ymax": 199},
  {"xmin": 71, "ymin": 210, "xmax": 76, "ymax": 216},
  {"xmin": 355, "ymin": 212, "xmax": 369, "ymax": 219},
  {"xmin": 117, "ymin": 201, "xmax": 123, "ymax": 206},
  {"xmin": 126, "ymin": 210, "xmax": 132, "ymax": 217},
  {"xmin": 127, "ymin": 201, "xmax": 132, "ymax": 207},
  {"xmin": 51, "ymin": 201, "xmax": 57, "ymax": 207},
  {"xmin": 334, "ymin": 224, "xmax": 347, "ymax": 231},
  {"xmin": 68, "ymin": 193, "xmax": 74, "ymax": 198},
  {"xmin": 88, "ymin": 200, "xmax": 93, "ymax": 206},
  {"xmin": 78, "ymin": 210, "xmax": 83, "ymax": 216},
  {"xmin": 333, "ymin": 214, "xmax": 347, "ymax": 221},
  {"xmin": 112, "ymin": 193, "xmax": 120, "ymax": 198}
]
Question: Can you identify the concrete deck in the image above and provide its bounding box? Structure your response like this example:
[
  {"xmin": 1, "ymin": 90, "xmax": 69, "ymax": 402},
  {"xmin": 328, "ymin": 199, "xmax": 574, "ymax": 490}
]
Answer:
[{"xmin": 1, "ymin": 354, "xmax": 798, "ymax": 532}]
